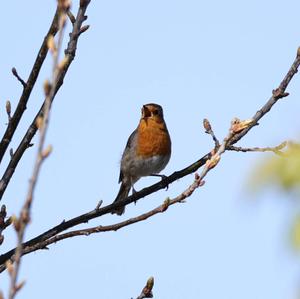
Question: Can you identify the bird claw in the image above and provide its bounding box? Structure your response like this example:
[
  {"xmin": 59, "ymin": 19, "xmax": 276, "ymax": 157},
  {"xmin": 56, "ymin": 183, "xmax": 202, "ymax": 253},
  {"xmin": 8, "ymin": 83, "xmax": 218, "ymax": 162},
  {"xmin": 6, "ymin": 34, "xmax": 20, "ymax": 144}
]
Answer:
[{"xmin": 150, "ymin": 174, "xmax": 169, "ymax": 190}]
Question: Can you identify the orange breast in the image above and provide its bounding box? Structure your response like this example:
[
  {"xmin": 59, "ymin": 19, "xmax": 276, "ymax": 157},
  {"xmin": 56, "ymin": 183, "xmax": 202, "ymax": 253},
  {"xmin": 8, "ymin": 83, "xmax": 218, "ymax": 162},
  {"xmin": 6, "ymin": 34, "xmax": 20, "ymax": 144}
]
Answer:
[{"xmin": 136, "ymin": 119, "xmax": 171, "ymax": 158}]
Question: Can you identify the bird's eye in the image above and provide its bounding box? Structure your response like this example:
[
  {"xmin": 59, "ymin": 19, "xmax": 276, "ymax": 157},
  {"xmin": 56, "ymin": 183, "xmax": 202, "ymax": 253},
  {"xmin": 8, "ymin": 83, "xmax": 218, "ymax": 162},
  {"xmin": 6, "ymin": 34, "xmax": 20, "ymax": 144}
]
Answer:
[{"xmin": 152, "ymin": 110, "xmax": 159, "ymax": 115}]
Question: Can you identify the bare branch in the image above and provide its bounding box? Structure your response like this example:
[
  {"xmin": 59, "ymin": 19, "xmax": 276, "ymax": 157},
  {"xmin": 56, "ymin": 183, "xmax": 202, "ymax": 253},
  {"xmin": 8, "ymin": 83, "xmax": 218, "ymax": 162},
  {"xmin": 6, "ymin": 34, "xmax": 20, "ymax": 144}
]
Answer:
[
  {"xmin": 229, "ymin": 47, "xmax": 300, "ymax": 145},
  {"xmin": 11, "ymin": 68, "xmax": 26, "ymax": 89},
  {"xmin": 7, "ymin": 7, "xmax": 68, "ymax": 299},
  {"xmin": 0, "ymin": 1, "xmax": 90, "ymax": 202},
  {"xmin": 95, "ymin": 200, "xmax": 103, "ymax": 210},
  {"xmin": 0, "ymin": 7, "xmax": 60, "ymax": 165},
  {"xmin": 0, "ymin": 205, "xmax": 11, "ymax": 246},
  {"xmin": 227, "ymin": 141, "xmax": 287, "ymax": 156},
  {"xmin": 67, "ymin": 10, "xmax": 76, "ymax": 24},
  {"xmin": 14, "ymin": 173, "xmax": 204, "ymax": 253},
  {"xmin": 203, "ymin": 118, "xmax": 220, "ymax": 149},
  {"xmin": 5, "ymin": 101, "xmax": 12, "ymax": 122}
]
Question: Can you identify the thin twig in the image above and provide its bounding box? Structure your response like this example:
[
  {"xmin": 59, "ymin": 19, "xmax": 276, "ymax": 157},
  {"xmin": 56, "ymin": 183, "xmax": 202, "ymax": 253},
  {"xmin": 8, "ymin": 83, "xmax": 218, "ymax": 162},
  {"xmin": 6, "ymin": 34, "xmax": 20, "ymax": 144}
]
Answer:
[
  {"xmin": 0, "ymin": 205, "xmax": 11, "ymax": 246},
  {"xmin": 6, "ymin": 101, "xmax": 12, "ymax": 122},
  {"xmin": 227, "ymin": 141, "xmax": 287, "ymax": 156},
  {"xmin": 7, "ymin": 8, "xmax": 68, "ymax": 299},
  {"xmin": 95, "ymin": 200, "xmax": 103, "ymax": 210},
  {"xmin": 67, "ymin": 10, "xmax": 76, "ymax": 24},
  {"xmin": 11, "ymin": 68, "xmax": 26, "ymax": 89},
  {"xmin": 203, "ymin": 118, "xmax": 220, "ymax": 149},
  {"xmin": 0, "ymin": 2, "xmax": 90, "ymax": 201},
  {"xmin": 0, "ymin": 8, "xmax": 60, "ymax": 165},
  {"xmin": 228, "ymin": 47, "xmax": 300, "ymax": 146}
]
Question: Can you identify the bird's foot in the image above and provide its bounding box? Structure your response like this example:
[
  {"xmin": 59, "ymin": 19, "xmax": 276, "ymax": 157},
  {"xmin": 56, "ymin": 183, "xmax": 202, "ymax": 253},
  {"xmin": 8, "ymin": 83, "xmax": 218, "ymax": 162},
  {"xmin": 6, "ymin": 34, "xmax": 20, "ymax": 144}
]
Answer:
[{"xmin": 150, "ymin": 173, "xmax": 169, "ymax": 190}]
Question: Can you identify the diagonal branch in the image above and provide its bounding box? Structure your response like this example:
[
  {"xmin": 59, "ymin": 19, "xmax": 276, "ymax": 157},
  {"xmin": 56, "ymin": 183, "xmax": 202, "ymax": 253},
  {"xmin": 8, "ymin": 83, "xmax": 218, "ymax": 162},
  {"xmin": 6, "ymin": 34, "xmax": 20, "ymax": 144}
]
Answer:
[
  {"xmin": 12, "ymin": 173, "xmax": 204, "ymax": 254},
  {"xmin": 0, "ymin": 46, "xmax": 299, "ymax": 273},
  {"xmin": 0, "ymin": 2, "xmax": 91, "ymax": 202},
  {"xmin": 229, "ymin": 48, "xmax": 300, "ymax": 145},
  {"xmin": 0, "ymin": 7, "xmax": 60, "ymax": 165}
]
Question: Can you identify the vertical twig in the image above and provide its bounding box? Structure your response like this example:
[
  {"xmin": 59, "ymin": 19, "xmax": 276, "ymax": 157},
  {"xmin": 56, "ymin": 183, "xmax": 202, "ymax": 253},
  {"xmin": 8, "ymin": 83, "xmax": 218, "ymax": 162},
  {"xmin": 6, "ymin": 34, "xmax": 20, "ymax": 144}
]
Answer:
[{"xmin": 7, "ymin": 3, "xmax": 70, "ymax": 298}]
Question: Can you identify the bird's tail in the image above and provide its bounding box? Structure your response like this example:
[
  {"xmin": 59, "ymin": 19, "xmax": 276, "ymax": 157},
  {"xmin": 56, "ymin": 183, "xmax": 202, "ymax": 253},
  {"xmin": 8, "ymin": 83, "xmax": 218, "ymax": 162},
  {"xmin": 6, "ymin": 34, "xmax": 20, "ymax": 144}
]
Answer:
[{"xmin": 111, "ymin": 182, "xmax": 131, "ymax": 215}]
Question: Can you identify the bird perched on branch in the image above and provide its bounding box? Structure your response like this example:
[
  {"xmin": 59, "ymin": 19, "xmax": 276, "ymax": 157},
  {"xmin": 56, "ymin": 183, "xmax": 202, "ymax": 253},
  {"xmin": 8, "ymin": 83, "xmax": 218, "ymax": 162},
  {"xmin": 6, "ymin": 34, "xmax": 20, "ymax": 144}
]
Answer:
[{"xmin": 112, "ymin": 103, "xmax": 171, "ymax": 215}]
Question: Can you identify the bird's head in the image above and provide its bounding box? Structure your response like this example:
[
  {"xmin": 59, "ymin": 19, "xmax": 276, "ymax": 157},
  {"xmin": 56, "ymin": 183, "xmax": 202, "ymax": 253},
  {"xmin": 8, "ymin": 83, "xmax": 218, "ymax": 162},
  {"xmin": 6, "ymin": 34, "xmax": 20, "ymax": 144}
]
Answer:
[{"xmin": 141, "ymin": 103, "xmax": 164, "ymax": 123}]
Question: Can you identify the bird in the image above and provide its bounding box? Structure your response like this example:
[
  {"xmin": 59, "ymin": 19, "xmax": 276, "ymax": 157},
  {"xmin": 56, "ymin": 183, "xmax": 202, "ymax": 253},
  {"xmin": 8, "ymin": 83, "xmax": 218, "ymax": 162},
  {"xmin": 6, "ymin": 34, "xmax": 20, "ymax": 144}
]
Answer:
[{"xmin": 112, "ymin": 103, "xmax": 171, "ymax": 215}]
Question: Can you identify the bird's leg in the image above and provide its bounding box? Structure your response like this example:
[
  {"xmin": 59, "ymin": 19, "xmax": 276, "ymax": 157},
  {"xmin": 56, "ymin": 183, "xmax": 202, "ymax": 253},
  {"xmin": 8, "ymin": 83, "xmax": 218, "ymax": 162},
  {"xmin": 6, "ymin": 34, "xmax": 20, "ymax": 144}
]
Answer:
[
  {"xmin": 131, "ymin": 179, "xmax": 138, "ymax": 204},
  {"xmin": 132, "ymin": 185, "xmax": 137, "ymax": 194},
  {"xmin": 150, "ymin": 173, "xmax": 169, "ymax": 190}
]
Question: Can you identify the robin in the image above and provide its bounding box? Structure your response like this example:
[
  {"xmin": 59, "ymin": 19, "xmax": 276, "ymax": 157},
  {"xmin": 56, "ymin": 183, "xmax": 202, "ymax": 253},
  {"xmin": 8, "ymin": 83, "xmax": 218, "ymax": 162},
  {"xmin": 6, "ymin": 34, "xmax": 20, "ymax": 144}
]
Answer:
[{"xmin": 112, "ymin": 103, "xmax": 171, "ymax": 215}]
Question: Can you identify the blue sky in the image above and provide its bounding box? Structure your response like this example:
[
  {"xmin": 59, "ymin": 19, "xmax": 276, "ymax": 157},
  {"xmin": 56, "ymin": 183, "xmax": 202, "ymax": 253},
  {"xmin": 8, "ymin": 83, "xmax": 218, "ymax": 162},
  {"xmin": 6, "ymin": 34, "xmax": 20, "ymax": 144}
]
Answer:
[{"xmin": 1, "ymin": 0, "xmax": 300, "ymax": 298}]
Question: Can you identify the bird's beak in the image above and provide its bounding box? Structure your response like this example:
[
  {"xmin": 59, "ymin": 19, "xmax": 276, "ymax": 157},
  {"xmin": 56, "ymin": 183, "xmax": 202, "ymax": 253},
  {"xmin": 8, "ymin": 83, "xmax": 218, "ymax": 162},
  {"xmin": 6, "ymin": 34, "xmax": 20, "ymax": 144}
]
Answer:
[{"xmin": 142, "ymin": 105, "xmax": 151, "ymax": 118}]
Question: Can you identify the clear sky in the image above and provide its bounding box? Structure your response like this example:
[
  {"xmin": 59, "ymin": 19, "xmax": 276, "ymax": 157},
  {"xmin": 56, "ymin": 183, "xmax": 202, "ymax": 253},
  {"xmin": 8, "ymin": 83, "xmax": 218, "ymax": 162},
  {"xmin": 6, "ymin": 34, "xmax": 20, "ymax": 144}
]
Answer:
[{"xmin": 1, "ymin": 0, "xmax": 300, "ymax": 298}]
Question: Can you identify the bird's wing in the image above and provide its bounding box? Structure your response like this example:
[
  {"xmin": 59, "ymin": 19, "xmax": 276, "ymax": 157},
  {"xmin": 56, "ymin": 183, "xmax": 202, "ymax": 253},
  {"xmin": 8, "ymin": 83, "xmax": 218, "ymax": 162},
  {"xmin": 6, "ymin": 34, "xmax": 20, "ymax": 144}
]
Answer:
[{"xmin": 118, "ymin": 129, "xmax": 137, "ymax": 183}]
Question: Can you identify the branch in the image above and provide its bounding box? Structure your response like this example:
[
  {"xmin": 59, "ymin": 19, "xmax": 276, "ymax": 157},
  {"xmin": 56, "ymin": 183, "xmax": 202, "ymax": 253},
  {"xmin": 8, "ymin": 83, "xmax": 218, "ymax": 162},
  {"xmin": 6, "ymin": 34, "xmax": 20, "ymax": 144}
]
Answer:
[
  {"xmin": 228, "ymin": 47, "xmax": 300, "ymax": 146},
  {"xmin": 5, "ymin": 101, "xmax": 12, "ymax": 123},
  {"xmin": 203, "ymin": 118, "xmax": 220, "ymax": 149},
  {"xmin": 67, "ymin": 10, "xmax": 76, "ymax": 24},
  {"xmin": 7, "ymin": 5, "xmax": 69, "ymax": 299},
  {"xmin": 227, "ymin": 141, "xmax": 287, "ymax": 156},
  {"xmin": 0, "ymin": 46, "xmax": 299, "ymax": 273},
  {"xmin": 0, "ymin": 1, "xmax": 91, "ymax": 201},
  {"xmin": 0, "ymin": 7, "xmax": 60, "ymax": 165},
  {"xmin": 12, "ymin": 173, "xmax": 204, "ymax": 254},
  {"xmin": 0, "ymin": 205, "xmax": 12, "ymax": 246},
  {"xmin": 11, "ymin": 68, "xmax": 26, "ymax": 89}
]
